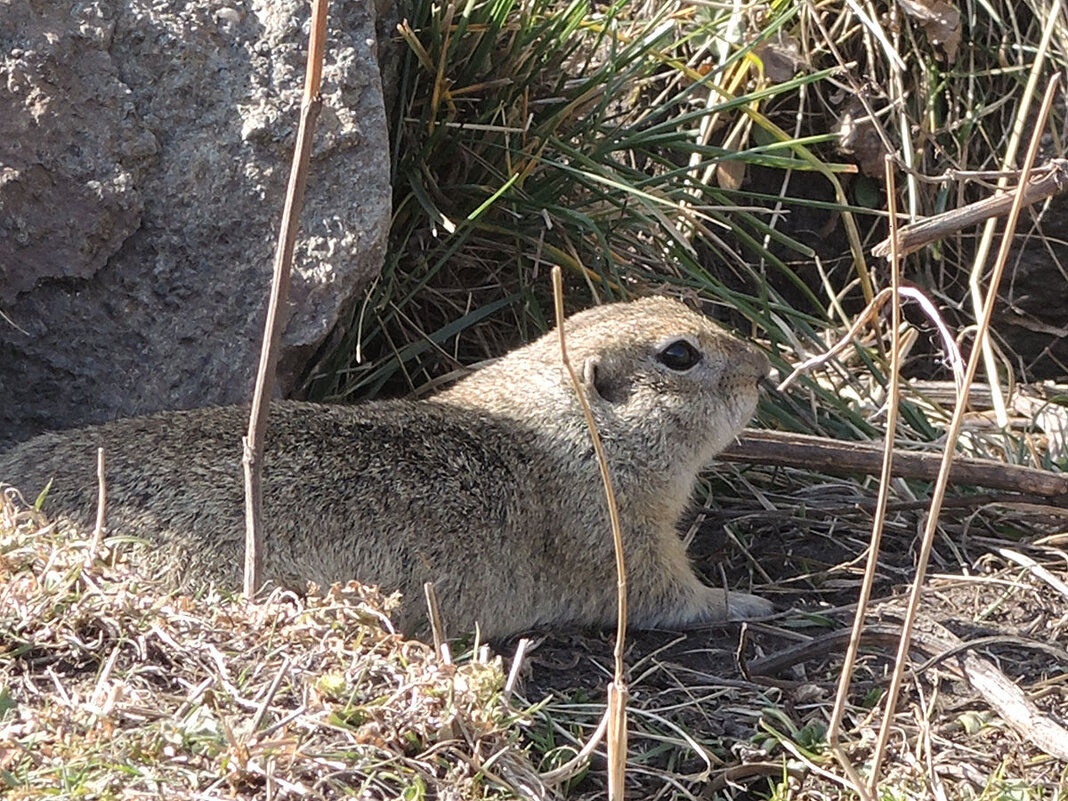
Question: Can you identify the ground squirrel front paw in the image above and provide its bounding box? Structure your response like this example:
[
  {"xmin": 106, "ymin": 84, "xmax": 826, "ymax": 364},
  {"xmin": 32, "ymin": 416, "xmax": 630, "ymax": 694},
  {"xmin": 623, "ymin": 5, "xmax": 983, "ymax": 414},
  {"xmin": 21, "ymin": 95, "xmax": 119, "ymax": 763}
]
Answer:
[{"xmin": 726, "ymin": 592, "xmax": 774, "ymax": 620}]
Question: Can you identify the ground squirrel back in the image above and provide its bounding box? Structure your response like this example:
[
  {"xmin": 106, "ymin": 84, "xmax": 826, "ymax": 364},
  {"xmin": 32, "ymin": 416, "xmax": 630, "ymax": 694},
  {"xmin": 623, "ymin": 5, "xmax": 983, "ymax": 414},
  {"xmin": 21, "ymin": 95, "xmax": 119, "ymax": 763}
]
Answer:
[{"xmin": 0, "ymin": 297, "xmax": 772, "ymax": 639}]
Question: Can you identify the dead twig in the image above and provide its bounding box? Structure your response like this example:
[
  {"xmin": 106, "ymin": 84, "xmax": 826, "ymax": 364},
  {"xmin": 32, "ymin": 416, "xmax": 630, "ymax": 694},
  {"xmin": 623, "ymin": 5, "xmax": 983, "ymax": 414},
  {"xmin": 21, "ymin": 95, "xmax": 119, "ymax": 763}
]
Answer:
[
  {"xmin": 872, "ymin": 159, "xmax": 1068, "ymax": 259},
  {"xmin": 87, "ymin": 447, "xmax": 106, "ymax": 565},
  {"xmin": 750, "ymin": 616, "xmax": 1068, "ymax": 762},
  {"xmin": 897, "ymin": 613, "xmax": 1068, "ymax": 762},
  {"xmin": 721, "ymin": 429, "xmax": 1068, "ymax": 504},
  {"xmin": 243, "ymin": 0, "xmax": 330, "ymax": 596}
]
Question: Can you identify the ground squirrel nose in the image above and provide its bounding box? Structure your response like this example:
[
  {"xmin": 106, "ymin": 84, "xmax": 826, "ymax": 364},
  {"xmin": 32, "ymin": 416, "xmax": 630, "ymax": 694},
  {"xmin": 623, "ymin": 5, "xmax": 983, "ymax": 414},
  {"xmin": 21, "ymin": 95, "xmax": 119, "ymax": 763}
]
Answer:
[{"xmin": 729, "ymin": 340, "xmax": 770, "ymax": 381}]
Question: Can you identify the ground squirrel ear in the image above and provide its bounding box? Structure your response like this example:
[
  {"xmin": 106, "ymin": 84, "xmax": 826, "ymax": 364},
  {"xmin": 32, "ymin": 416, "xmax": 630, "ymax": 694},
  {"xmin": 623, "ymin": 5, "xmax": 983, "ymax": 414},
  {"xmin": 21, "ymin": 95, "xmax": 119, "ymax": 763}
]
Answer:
[
  {"xmin": 581, "ymin": 357, "xmax": 600, "ymax": 395},
  {"xmin": 582, "ymin": 356, "xmax": 627, "ymax": 403}
]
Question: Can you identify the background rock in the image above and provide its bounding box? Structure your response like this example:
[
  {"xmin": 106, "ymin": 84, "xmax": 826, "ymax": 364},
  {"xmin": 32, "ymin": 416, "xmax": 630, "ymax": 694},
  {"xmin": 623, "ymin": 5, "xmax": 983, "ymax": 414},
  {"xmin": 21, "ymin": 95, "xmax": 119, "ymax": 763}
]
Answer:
[{"xmin": 0, "ymin": 0, "xmax": 390, "ymax": 446}]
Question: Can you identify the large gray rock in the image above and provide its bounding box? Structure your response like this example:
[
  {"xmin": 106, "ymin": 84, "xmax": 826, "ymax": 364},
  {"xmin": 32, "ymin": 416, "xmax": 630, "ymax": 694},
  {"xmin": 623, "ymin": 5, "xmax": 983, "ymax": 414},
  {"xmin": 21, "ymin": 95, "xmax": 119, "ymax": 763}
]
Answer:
[{"xmin": 0, "ymin": 0, "xmax": 390, "ymax": 446}]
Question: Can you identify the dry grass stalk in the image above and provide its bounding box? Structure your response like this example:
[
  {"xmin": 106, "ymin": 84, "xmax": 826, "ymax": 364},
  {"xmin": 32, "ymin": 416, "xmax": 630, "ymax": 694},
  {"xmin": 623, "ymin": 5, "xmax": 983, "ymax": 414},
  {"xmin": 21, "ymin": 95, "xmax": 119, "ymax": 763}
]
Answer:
[
  {"xmin": 776, "ymin": 284, "xmax": 964, "ymax": 394},
  {"xmin": 243, "ymin": 0, "xmax": 330, "ymax": 595},
  {"xmin": 825, "ymin": 154, "xmax": 906, "ymax": 800},
  {"xmin": 868, "ymin": 74, "xmax": 1063, "ymax": 789},
  {"xmin": 550, "ymin": 265, "xmax": 628, "ymax": 798},
  {"xmin": 606, "ymin": 682, "xmax": 627, "ymax": 799},
  {"xmin": 503, "ymin": 637, "xmax": 531, "ymax": 703},
  {"xmin": 86, "ymin": 447, "xmax": 105, "ymax": 565},
  {"xmin": 423, "ymin": 579, "xmax": 451, "ymax": 663},
  {"xmin": 966, "ymin": 0, "xmax": 1064, "ymax": 429}
]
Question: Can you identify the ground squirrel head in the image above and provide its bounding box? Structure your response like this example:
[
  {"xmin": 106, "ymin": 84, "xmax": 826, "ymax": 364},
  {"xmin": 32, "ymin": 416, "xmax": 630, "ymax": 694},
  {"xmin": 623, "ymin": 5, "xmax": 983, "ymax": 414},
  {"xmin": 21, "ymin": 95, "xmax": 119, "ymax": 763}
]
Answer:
[{"xmin": 436, "ymin": 296, "xmax": 768, "ymax": 480}]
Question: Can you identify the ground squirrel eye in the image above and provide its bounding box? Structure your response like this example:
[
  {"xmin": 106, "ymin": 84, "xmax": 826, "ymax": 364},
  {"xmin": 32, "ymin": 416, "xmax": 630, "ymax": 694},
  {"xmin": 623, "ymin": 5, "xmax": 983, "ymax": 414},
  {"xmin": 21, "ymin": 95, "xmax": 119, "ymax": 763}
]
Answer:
[{"xmin": 656, "ymin": 339, "xmax": 702, "ymax": 371}]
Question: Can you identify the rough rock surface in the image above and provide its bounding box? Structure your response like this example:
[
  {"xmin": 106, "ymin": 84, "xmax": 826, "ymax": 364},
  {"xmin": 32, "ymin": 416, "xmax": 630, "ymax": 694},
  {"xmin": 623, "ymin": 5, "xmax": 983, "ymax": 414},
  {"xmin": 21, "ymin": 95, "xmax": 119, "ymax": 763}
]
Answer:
[{"xmin": 0, "ymin": 0, "xmax": 389, "ymax": 446}]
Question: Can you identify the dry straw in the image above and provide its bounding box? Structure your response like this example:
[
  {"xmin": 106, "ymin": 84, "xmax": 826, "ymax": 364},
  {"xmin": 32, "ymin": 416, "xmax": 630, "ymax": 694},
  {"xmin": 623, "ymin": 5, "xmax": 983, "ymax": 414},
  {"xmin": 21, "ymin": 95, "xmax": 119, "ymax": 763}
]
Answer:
[
  {"xmin": 243, "ymin": 0, "xmax": 330, "ymax": 595},
  {"xmin": 550, "ymin": 264, "xmax": 629, "ymax": 799},
  {"xmin": 866, "ymin": 73, "xmax": 1063, "ymax": 790},
  {"xmin": 824, "ymin": 153, "xmax": 905, "ymax": 801}
]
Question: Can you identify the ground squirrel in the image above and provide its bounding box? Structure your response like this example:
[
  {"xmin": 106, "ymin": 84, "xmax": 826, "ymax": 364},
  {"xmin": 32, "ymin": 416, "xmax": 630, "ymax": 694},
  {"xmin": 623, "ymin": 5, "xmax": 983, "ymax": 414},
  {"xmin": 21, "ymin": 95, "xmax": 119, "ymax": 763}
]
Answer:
[{"xmin": 0, "ymin": 297, "xmax": 772, "ymax": 638}]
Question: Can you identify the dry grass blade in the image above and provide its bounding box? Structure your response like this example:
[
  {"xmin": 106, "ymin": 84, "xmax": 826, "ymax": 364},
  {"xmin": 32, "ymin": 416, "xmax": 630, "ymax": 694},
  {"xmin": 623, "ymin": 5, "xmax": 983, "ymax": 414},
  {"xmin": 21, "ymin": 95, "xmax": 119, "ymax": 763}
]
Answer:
[
  {"xmin": 868, "ymin": 74, "xmax": 1064, "ymax": 789},
  {"xmin": 87, "ymin": 447, "xmax": 105, "ymax": 564},
  {"xmin": 826, "ymin": 154, "xmax": 905, "ymax": 799},
  {"xmin": 538, "ymin": 708, "xmax": 610, "ymax": 786},
  {"xmin": 997, "ymin": 547, "xmax": 1068, "ymax": 600},
  {"xmin": 243, "ymin": 0, "xmax": 330, "ymax": 595},
  {"xmin": 550, "ymin": 265, "xmax": 628, "ymax": 799}
]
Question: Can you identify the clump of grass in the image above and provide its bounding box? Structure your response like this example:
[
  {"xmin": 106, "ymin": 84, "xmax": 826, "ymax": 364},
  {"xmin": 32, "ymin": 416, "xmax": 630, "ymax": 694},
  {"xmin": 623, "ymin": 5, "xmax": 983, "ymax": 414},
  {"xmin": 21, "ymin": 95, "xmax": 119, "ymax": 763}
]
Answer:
[
  {"xmin": 307, "ymin": 0, "xmax": 1067, "ymax": 446},
  {"xmin": 305, "ymin": 0, "xmax": 867, "ymax": 405},
  {"xmin": 0, "ymin": 486, "xmax": 544, "ymax": 799}
]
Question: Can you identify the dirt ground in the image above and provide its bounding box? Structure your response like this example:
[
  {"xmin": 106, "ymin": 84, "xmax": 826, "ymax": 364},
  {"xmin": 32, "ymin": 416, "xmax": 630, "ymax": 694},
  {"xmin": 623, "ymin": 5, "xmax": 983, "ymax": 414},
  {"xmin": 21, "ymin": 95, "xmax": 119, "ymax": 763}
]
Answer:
[{"xmin": 515, "ymin": 479, "xmax": 1068, "ymax": 798}]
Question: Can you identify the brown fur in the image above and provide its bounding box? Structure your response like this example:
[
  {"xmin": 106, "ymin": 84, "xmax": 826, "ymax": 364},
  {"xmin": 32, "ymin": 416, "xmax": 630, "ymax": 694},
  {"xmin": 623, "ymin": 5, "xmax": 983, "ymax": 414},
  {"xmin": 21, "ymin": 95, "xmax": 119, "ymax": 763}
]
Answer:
[{"xmin": 0, "ymin": 297, "xmax": 771, "ymax": 638}]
